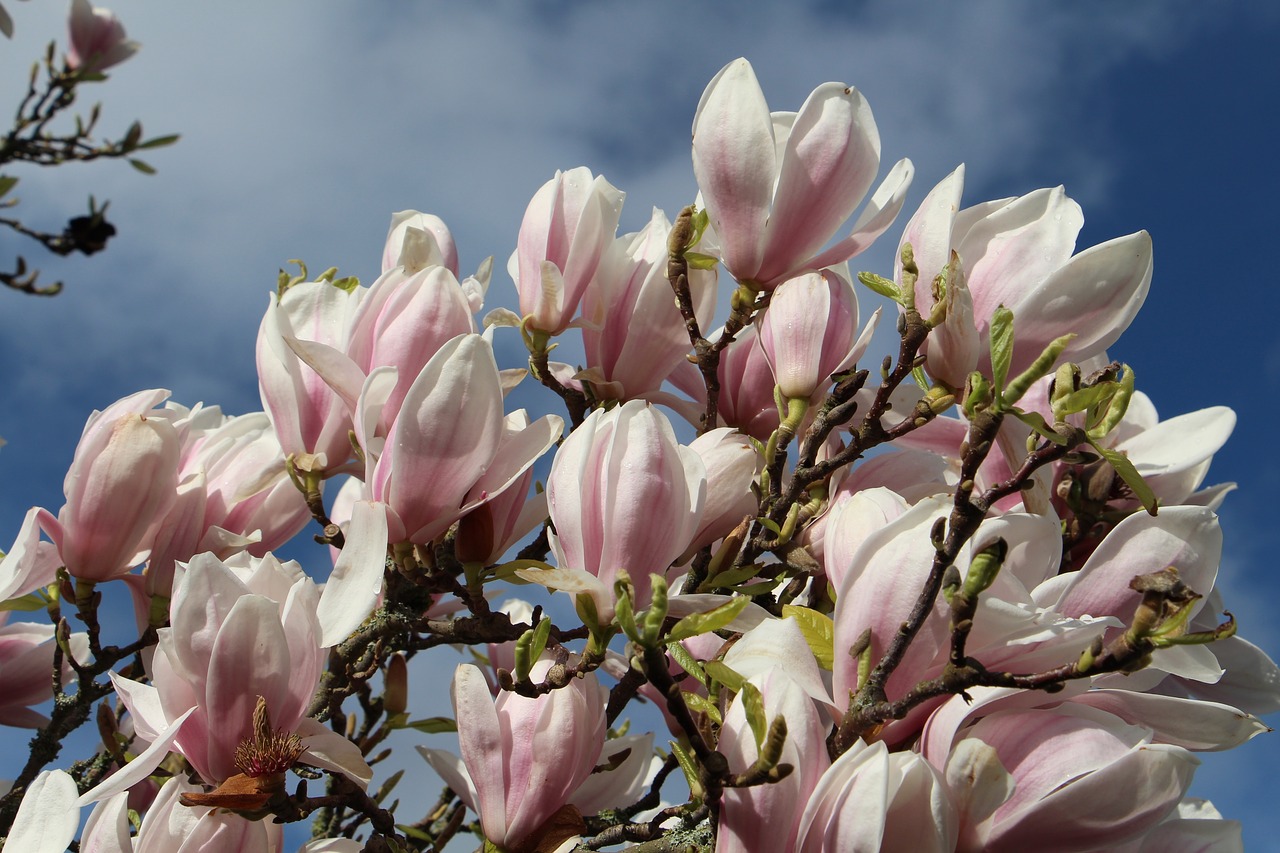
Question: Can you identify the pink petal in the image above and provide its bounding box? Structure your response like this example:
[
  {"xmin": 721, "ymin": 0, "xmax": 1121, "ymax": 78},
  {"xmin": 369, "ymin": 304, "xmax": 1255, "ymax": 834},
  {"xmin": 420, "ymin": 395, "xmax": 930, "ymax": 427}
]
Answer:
[{"xmin": 692, "ymin": 58, "xmax": 776, "ymax": 281}]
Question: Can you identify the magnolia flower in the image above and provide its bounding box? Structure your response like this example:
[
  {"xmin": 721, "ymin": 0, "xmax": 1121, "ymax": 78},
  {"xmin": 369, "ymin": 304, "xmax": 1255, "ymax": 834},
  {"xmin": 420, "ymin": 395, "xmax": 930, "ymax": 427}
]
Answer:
[
  {"xmin": 579, "ymin": 207, "xmax": 716, "ymax": 400},
  {"xmin": 757, "ymin": 269, "xmax": 878, "ymax": 402},
  {"xmin": 942, "ymin": 704, "xmax": 1197, "ymax": 852},
  {"xmin": 6, "ymin": 769, "xmax": 79, "ymax": 853},
  {"xmin": 39, "ymin": 389, "xmax": 180, "ymax": 583},
  {"xmin": 795, "ymin": 739, "xmax": 956, "ymax": 853},
  {"xmin": 256, "ymin": 279, "xmax": 364, "ymax": 471},
  {"xmin": 520, "ymin": 400, "xmax": 705, "ymax": 619},
  {"xmin": 67, "ymin": 0, "xmax": 138, "ymax": 73},
  {"xmin": 364, "ymin": 334, "xmax": 562, "ymax": 546},
  {"xmin": 381, "ymin": 210, "xmax": 459, "ymax": 276},
  {"xmin": 715, "ymin": 324, "xmax": 783, "ymax": 441},
  {"xmin": 146, "ymin": 408, "xmax": 309, "ymax": 598},
  {"xmin": 345, "ymin": 264, "xmax": 476, "ymax": 434},
  {"xmin": 314, "ymin": 336, "xmax": 561, "ymax": 645},
  {"xmin": 132, "ymin": 776, "xmax": 281, "ymax": 853},
  {"xmin": 682, "ymin": 428, "xmax": 762, "ymax": 560},
  {"xmin": 718, "ymin": 669, "xmax": 831, "ymax": 853},
  {"xmin": 692, "ymin": 58, "xmax": 912, "ymax": 289},
  {"xmin": 418, "ymin": 661, "xmax": 607, "ymax": 849},
  {"xmin": 511, "ymin": 167, "xmax": 624, "ymax": 335},
  {"xmin": 100, "ymin": 552, "xmax": 370, "ymax": 795},
  {"xmin": 0, "ymin": 612, "xmax": 88, "ymax": 728},
  {"xmin": 899, "ymin": 166, "xmax": 1152, "ymax": 389}
]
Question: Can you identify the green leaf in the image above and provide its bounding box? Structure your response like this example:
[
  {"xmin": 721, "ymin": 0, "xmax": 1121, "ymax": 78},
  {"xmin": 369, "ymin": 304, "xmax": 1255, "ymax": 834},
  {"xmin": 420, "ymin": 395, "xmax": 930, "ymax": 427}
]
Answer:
[
  {"xmin": 528, "ymin": 616, "xmax": 552, "ymax": 668},
  {"xmin": 703, "ymin": 563, "xmax": 762, "ymax": 592},
  {"xmin": 670, "ymin": 739, "xmax": 703, "ymax": 799},
  {"xmin": 137, "ymin": 133, "xmax": 180, "ymax": 150},
  {"xmin": 682, "ymin": 690, "xmax": 722, "ymax": 725},
  {"xmin": 740, "ymin": 681, "xmax": 767, "ymax": 750},
  {"xmin": 128, "ymin": 158, "xmax": 156, "ymax": 175},
  {"xmin": 1090, "ymin": 363, "xmax": 1135, "ymax": 440},
  {"xmin": 989, "ymin": 304, "xmax": 1014, "ymax": 396},
  {"xmin": 122, "ymin": 121, "xmax": 142, "ymax": 151},
  {"xmin": 781, "ymin": 605, "xmax": 835, "ymax": 670},
  {"xmin": 856, "ymin": 271, "xmax": 902, "ymax": 303},
  {"xmin": 0, "ymin": 175, "xmax": 17, "ymax": 200},
  {"xmin": 665, "ymin": 596, "xmax": 749, "ymax": 644},
  {"xmin": 702, "ymin": 659, "xmax": 745, "ymax": 693},
  {"xmin": 614, "ymin": 583, "xmax": 640, "ymax": 643},
  {"xmin": 1003, "ymin": 333, "xmax": 1075, "ymax": 405},
  {"xmin": 403, "ymin": 717, "xmax": 457, "ymax": 734},
  {"xmin": 667, "ymin": 640, "xmax": 708, "ymax": 689},
  {"xmin": 398, "ymin": 825, "xmax": 434, "ymax": 842},
  {"xmin": 1092, "ymin": 441, "xmax": 1158, "ymax": 514},
  {"xmin": 1052, "ymin": 383, "xmax": 1112, "ymax": 421},
  {"xmin": 685, "ymin": 251, "xmax": 719, "ymax": 270}
]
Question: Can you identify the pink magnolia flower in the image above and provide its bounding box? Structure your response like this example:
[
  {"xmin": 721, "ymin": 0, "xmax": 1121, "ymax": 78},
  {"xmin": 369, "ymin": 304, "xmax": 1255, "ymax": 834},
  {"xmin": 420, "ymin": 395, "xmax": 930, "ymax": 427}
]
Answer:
[
  {"xmin": 256, "ymin": 279, "xmax": 364, "ymax": 471},
  {"xmin": 758, "ymin": 269, "xmax": 878, "ymax": 402},
  {"xmin": 718, "ymin": 668, "xmax": 831, "ymax": 853},
  {"xmin": 366, "ymin": 334, "xmax": 562, "ymax": 547},
  {"xmin": 579, "ymin": 207, "xmax": 716, "ymax": 400},
  {"xmin": 520, "ymin": 400, "xmax": 705, "ymax": 619},
  {"xmin": 146, "ymin": 408, "xmax": 309, "ymax": 598},
  {"xmin": 795, "ymin": 739, "xmax": 956, "ymax": 853},
  {"xmin": 692, "ymin": 58, "xmax": 913, "ymax": 289},
  {"xmin": 716, "ymin": 324, "xmax": 783, "ymax": 441},
  {"xmin": 511, "ymin": 167, "xmax": 624, "ymax": 335},
  {"xmin": 682, "ymin": 427, "xmax": 762, "ymax": 560},
  {"xmin": 454, "ymin": 414, "xmax": 550, "ymax": 566},
  {"xmin": 345, "ymin": 264, "xmax": 476, "ymax": 433},
  {"xmin": 0, "ymin": 612, "xmax": 88, "ymax": 728},
  {"xmin": 0, "ymin": 506, "xmax": 62, "ymax": 603},
  {"xmin": 196, "ymin": 410, "xmax": 311, "ymax": 556},
  {"xmin": 314, "ymin": 337, "xmax": 561, "ymax": 645},
  {"xmin": 381, "ymin": 210, "xmax": 459, "ymax": 276},
  {"xmin": 900, "ymin": 166, "xmax": 1153, "ymax": 389},
  {"xmin": 66, "ymin": 0, "xmax": 138, "ymax": 73},
  {"xmin": 941, "ymin": 703, "xmax": 1197, "ymax": 852},
  {"xmin": 1112, "ymin": 798, "xmax": 1242, "ymax": 852},
  {"xmin": 40, "ymin": 389, "xmax": 180, "ymax": 583},
  {"xmin": 418, "ymin": 661, "xmax": 607, "ymax": 849},
  {"xmin": 106, "ymin": 552, "xmax": 371, "ymax": 790}
]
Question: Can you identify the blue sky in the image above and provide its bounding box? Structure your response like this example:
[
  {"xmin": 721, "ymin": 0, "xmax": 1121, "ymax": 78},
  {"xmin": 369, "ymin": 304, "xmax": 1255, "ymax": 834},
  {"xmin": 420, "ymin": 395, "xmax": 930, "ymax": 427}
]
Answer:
[{"xmin": 1, "ymin": 0, "xmax": 1278, "ymax": 847}]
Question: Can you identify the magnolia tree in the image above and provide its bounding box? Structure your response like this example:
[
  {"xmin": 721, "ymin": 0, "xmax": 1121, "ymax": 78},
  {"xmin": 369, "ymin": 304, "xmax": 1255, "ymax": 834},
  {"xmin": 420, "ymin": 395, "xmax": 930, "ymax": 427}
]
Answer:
[{"xmin": 0, "ymin": 30, "xmax": 1273, "ymax": 853}]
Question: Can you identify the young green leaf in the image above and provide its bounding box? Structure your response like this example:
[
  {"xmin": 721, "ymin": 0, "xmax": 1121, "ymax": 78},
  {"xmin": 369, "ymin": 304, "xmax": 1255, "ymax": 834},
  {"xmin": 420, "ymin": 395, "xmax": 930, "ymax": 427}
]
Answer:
[
  {"xmin": 703, "ymin": 659, "xmax": 745, "ymax": 694},
  {"xmin": 856, "ymin": 271, "xmax": 902, "ymax": 303},
  {"xmin": 403, "ymin": 717, "xmax": 458, "ymax": 734},
  {"xmin": 781, "ymin": 605, "xmax": 835, "ymax": 670},
  {"xmin": 1003, "ymin": 333, "xmax": 1075, "ymax": 406},
  {"xmin": 137, "ymin": 134, "xmax": 181, "ymax": 150},
  {"xmin": 989, "ymin": 305, "xmax": 1015, "ymax": 397},
  {"xmin": 665, "ymin": 596, "xmax": 749, "ymax": 644},
  {"xmin": 667, "ymin": 641, "xmax": 709, "ymax": 689},
  {"xmin": 1092, "ymin": 440, "xmax": 1158, "ymax": 514},
  {"xmin": 682, "ymin": 691, "xmax": 723, "ymax": 725},
  {"xmin": 740, "ymin": 681, "xmax": 767, "ymax": 751}
]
